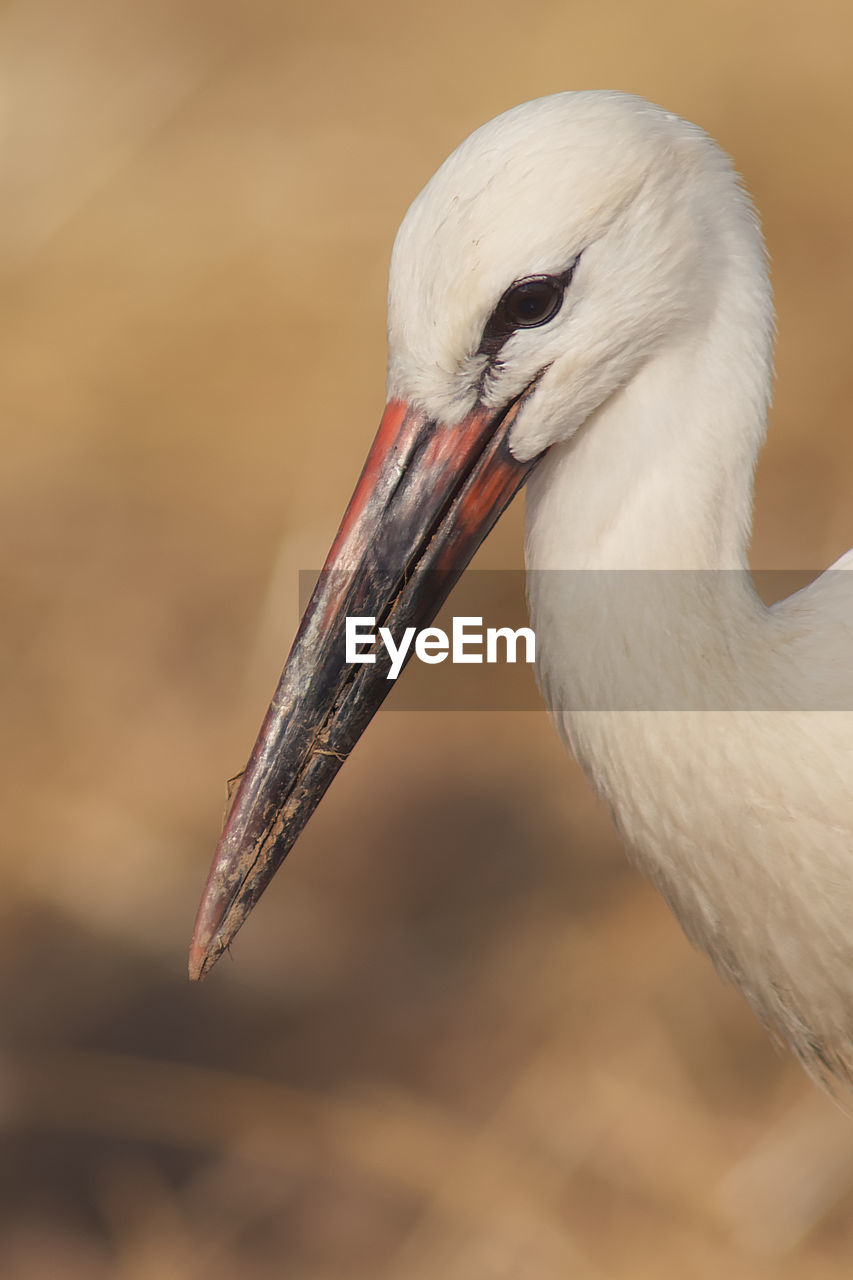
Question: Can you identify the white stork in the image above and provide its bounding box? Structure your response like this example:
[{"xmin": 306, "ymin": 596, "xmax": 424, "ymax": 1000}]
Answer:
[{"xmin": 190, "ymin": 92, "xmax": 853, "ymax": 1088}]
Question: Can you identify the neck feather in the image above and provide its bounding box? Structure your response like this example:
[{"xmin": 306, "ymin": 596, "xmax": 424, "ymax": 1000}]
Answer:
[
  {"xmin": 524, "ymin": 270, "xmax": 774, "ymax": 717},
  {"xmin": 525, "ymin": 283, "xmax": 772, "ymax": 573}
]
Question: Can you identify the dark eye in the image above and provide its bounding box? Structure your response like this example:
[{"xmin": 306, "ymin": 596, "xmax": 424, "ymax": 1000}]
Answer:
[
  {"xmin": 499, "ymin": 276, "xmax": 565, "ymax": 329},
  {"xmin": 478, "ymin": 261, "xmax": 577, "ymax": 360}
]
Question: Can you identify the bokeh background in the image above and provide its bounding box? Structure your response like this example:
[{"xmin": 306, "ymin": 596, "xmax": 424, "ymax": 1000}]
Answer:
[{"xmin": 3, "ymin": 1, "xmax": 853, "ymax": 1276}]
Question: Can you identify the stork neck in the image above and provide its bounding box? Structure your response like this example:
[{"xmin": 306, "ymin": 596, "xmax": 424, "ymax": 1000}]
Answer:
[
  {"xmin": 525, "ymin": 313, "xmax": 769, "ymax": 575},
  {"xmin": 523, "ymin": 294, "xmax": 774, "ymax": 714}
]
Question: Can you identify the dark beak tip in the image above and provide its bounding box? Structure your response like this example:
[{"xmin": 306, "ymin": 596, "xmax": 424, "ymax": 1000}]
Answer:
[
  {"xmin": 188, "ymin": 876, "xmax": 232, "ymax": 982},
  {"xmin": 187, "ymin": 944, "xmax": 209, "ymax": 983},
  {"xmin": 188, "ymin": 918, "xmax": 219, "ymax": 982}
]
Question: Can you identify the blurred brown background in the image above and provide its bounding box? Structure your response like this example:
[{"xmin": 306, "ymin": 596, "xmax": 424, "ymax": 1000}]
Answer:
[{"xmin": 3, "ymin": 1, "xmax": 853, "ymax": 1276}]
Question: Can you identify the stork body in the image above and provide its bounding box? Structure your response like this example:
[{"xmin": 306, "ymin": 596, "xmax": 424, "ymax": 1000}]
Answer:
[
  {"xmin": 528, "ymin": 397, "xmax": 853, "ymax": 1081},
  {"xmin": 191, "ymin": 93, "xmax": 853, "ymax": 1086}
]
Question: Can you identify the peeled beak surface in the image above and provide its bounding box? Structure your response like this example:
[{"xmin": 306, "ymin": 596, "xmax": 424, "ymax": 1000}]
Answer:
[{"xmin": 189, "ymin": 393, "xmax": 538, "ymax": 979}]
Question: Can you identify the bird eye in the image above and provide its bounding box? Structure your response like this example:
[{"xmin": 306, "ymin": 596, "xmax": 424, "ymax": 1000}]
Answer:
[
  {"xmin": 499, "ymin": 276, "xmax": 565, "ymax": 329},
  {"xmin": 478, "ymin": 262, "xmax": 577, "ymax": 360}
]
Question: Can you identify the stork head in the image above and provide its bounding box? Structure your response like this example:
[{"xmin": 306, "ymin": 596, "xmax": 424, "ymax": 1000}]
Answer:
[
  {"xmin": 387, "ymin": 91, "xmax": 762, "ymax": 460},
  {"xmin": 189, "ymin": 92, "xmax": 766, "ymax": 978}
]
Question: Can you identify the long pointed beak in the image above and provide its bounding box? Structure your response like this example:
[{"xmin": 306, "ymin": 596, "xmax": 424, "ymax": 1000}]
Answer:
[{"xmin": 189, "ymin": 392, "xmax": 540, "ymax": 979}]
